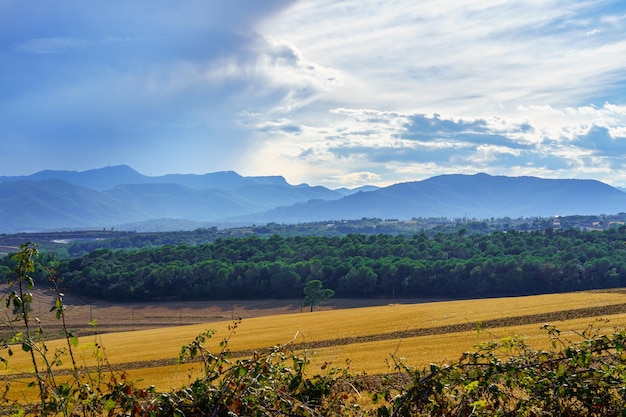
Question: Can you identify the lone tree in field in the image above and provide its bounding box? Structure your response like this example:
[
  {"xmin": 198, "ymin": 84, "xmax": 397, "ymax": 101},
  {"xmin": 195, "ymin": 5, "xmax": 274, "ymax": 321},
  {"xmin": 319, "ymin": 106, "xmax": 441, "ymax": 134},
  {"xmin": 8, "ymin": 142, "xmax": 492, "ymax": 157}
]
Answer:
[{"xmin": 303, "ymin": 280, "xmax": 334, "ymax": 312}]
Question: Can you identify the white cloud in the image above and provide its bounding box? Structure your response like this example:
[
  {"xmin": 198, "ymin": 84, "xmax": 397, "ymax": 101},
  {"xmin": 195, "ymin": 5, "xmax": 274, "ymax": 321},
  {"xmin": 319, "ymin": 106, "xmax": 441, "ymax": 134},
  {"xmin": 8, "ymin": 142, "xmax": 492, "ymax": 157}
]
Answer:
[
  {"xmin": 259, "ymin": 0, "xmax": 626, "ymax": 115},
  {"xmin": 16, "ymin": 37, "xmax": 91, "ymax": 54},
  {"xmin": 14, "ymin": 36, "xmax": 133, "ymax": 55},
  {"xmin": 3, "ymin": 0, "xmax": 626, "ymax": 188},
  {"xmin": 330, "ymin": 171, "xmax": 382, "ymax": 187},
  {"xmin": 241, "ymin": 101, "xmax": 626, "ymax": 187}
]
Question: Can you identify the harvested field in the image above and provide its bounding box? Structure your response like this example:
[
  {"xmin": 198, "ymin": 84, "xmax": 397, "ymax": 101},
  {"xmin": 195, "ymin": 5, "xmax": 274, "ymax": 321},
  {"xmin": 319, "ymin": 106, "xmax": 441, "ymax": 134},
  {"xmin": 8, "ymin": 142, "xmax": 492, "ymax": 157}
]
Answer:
[
  {"xmin": 0, "ymin": 284, "xmax": 422, "ymax": 338},
  {"xmin": 3, "ymin": 289, "xmax": 626, "ymax": 396}
]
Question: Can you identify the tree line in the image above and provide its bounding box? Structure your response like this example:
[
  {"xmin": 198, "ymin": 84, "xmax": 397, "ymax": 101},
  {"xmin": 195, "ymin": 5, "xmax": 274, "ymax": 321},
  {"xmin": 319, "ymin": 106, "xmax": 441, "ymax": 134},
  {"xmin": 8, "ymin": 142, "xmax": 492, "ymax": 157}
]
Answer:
[{"xmin": 3, "ymin": 227, "xmax": 626, "ymax": 301}]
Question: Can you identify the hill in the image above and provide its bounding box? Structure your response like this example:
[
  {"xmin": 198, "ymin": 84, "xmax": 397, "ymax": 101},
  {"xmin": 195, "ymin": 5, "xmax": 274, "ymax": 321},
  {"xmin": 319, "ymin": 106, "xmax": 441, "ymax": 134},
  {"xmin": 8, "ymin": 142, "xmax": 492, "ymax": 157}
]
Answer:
[
  {"xmin": 233, "ymin": 173, "xmax": 626, "ymax": 223},
  {"xmin": 2, "ymin": 168, "xmax": 626, "ymax": 232},
  {"xmin": 0, "ymin": 165, "xmax": 292, "ymax": 191},
  {"xmin": 0, "ymin": 179, "xmax": 146, "ymax": 232},
  {"xmin": 0, "ymin": 166, "xmax": 345, "ymax": 232}
]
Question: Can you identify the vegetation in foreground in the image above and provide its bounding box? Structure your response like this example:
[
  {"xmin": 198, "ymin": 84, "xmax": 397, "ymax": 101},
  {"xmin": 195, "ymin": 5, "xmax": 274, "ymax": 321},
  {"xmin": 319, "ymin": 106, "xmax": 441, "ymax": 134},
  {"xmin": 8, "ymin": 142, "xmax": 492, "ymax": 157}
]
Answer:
[{"xmin": 2, "ymin": 244, "xmax": 626, "ymax": 416}]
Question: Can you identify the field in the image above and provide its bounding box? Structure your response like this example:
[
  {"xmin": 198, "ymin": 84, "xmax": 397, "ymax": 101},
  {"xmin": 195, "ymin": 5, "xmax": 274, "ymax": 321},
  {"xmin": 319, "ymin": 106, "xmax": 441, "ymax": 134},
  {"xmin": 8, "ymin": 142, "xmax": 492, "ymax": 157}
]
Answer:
[{"xmin": 3, "ymin": 288, "xmax": 626, "ymax": 397}]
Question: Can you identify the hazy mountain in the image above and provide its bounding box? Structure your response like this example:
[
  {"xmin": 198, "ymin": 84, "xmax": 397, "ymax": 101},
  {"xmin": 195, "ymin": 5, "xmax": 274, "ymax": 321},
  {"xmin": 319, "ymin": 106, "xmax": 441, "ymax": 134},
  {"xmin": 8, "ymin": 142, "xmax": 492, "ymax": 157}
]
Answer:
[
  {"xmin": 0, "ymin": 165, "xmax": 294, "ymax": 191},
  {"xmin": 334, "ymin": 185, "xmax": 380, "ymax": 196},
  {"xmin": 0, "ymin": 165, "xmax": 146, "ymax": 191},
  {"xmin": 0, "ymin": 180, "xmax": 146, "ymax": 232},
  {"xmin": 103, "ymin": 183, "xmax": 343, "ymax": 220},
  {"xmin": 228, "ymin": 184, "xmax": 343, "ymax": 209},
  {"xmin": 227, "ymin": 173, "xmax": 626, "ymax": 223},
  {"xmin": 3, "ymin": 169, "xmax": 625, "ymax": 233},
  {"xmin": 103, "ymin": 183, "xmax": 254, "ymax": 220},
  {"xmin": 0, "ymin": 166, "xmax": 344, "ymax": 232},
  {"xmin": 157, "ymin": 171, "xmax": 290, "ymax": 190}
]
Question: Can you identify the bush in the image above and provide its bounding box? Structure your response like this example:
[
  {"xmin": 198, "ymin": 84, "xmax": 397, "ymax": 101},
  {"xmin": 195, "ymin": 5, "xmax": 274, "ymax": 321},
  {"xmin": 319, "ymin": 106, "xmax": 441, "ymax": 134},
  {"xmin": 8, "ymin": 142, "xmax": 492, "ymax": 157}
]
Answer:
[{"xmin": 376, "ymin": 323, "xmax": 626, "ymax": 416}]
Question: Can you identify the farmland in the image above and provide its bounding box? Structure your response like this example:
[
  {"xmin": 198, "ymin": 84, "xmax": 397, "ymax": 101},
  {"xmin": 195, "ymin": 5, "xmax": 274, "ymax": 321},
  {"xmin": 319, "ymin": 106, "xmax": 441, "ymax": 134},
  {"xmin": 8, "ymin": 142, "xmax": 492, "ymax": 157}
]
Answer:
[
  {"xmin": 4, "ymin": 239, "xmax": 626, "ymax": 414},
  {"xmin": 3, "ymin": 289, "xmax": 626, "ymax": 392}
]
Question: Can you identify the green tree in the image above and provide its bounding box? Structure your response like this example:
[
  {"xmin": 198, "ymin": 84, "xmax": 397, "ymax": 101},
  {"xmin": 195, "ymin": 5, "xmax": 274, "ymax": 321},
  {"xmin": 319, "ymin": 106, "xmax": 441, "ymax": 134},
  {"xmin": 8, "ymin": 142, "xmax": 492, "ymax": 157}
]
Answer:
[
  {"xmin": 339, "ymin": 265, "xmax": 378, "ymax": 297},
  {"xmin": 303, "ymin": 279, "xmax": 334, "ymax": 312}
]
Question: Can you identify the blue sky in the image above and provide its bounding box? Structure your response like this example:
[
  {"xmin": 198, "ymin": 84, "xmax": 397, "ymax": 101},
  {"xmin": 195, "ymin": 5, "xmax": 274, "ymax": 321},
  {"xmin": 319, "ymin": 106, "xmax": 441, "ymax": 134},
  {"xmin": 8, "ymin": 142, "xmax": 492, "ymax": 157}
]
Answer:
[{"xmin": 2, "ymin": 1, "xmax": 626, "ymax": 188}]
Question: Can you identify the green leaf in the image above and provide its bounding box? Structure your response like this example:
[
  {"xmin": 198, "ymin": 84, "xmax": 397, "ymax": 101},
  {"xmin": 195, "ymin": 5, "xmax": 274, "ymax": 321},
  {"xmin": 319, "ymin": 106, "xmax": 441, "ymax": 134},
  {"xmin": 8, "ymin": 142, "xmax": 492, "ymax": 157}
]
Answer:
[
  {"xmin": 377, "ymin": 406, "xmax": 391, "ymax": 417},
  {"xmin": 288, "ymin": 374, "xmax": 303, "ymax": 392},
  {"xmin": 21, "ymin": 343, "xmax": 31, "ymax": 353},
  {"xmin": 235, "ymin": 366, "xmax": 247, "ymax": 378},
  {"xmin": 104, "ymin": 399, "xmax": 116, "ymax": 411},
  {"xmin": 70, "ymin": 336, "xmax": 79, "ymax": 347}
]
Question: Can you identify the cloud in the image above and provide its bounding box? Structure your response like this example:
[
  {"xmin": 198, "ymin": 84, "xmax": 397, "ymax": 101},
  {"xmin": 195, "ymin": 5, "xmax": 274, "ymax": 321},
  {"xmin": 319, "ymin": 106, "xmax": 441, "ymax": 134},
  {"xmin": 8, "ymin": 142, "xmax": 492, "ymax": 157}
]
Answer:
[
  {"xmin": 0, "ymin": 1, "xmax": 311, "ymax": 175},
  {"xmin": 574, "ymin": 125, "xmax": 626, "ymax": 156},
  {"xmin": 330, "ymin": 171, "xmax": 382, "ymax": 187},
  {"xmin": 403, "ymin": 114, "xmax": 533, "ymax": 150},
  {"xmin": 15, "ymin": 37, "xmax": 91, "ymax": 54},
  {"xmin": 261, "ymin": 1, "xmax": 626, "ymax": 112},
  {"xmin": 254, "ymin": 118, "xmax": 303, "ymax": 134},
  {"xmin": 236, "ymin": 37, "xmax": 344, "ymax": 113},
  {"xmin": 2, "ymin": 0, "xmax": 626, "ymax": 189},
  {"xmin": 243, "ymin": 100, "xmax": 626, "ymax": 188}
]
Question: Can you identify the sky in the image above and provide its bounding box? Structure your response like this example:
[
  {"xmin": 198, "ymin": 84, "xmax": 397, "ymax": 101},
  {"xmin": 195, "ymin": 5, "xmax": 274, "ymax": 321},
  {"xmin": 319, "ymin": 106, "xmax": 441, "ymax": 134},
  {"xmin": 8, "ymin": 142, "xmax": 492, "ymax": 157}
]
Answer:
[{"xmin": 2, "ymin": 1, "xmax": 626, "ymax": 189}]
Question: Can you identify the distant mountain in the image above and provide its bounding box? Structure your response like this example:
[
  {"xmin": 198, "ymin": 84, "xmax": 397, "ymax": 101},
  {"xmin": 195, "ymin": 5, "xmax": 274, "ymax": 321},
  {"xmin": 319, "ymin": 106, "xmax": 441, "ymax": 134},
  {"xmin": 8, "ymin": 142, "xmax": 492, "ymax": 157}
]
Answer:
[
  {"xmin": 103, "ymin": 183, "xmax": 253, "ymax": 220},
  {"xmin": 155, "ymin": 171, "xmax": 291, "ymax": 190},
  {"xmin": 0, "ymin": 165, "xmax": 292, "ymax": 191},
  {"xmin": 0, "ymin": 180, "xmax": 146, "ymax": 232},
  {"xmin": 0, "ymin": 165, "xmax": 146, "ymax": 191},
  {"xmin": 0, "ymin": 166, "xmax": 345, "ymax": 232},
  {"xmin": 3, "ymin": 169, "xmax": 625, "ymax": 233},
  {"xmin": 227, "ymin": 173, "xmax": 626, "ymax": 223},
  {"xmin": 334, "ymin": 185, "xmax": 380, "ymax": 196},
  {"xmin": 101, "ymin": 180, "xmax": 343, "ymax": 221}
]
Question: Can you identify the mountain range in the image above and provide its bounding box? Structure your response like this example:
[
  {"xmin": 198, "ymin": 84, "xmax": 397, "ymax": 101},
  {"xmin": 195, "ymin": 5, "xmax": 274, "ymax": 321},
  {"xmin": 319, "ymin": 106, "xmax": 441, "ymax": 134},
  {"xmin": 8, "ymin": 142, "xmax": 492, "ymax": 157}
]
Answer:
[{"xmin": 1, "ymin": 166, "xmax": 625, "ymax": 233}]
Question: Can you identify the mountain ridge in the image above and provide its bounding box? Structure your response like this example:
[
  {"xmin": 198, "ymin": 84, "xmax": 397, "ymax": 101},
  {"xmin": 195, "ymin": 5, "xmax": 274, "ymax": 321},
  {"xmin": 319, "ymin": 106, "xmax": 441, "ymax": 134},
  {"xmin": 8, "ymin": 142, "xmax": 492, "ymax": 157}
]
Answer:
[
  {"xmin": 0, "ymin": 165, "xmax": 294, "ymax": 191},
  {"xmin": 1, "ymin": 167, "xmax": 625, "ymax": 233},
  {"xmin": 226, "ymin": 173, "xmax": 626, "ymax": 224}
]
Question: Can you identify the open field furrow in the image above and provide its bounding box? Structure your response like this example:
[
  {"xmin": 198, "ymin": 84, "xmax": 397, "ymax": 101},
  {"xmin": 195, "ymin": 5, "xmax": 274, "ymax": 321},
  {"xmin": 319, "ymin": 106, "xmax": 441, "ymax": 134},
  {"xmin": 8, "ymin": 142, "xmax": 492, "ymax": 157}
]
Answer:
[
  {"xmin": 5, "ymin": 301, "xmax": 625, "ymax": 379},
  {"xmin": 233, "ymin": 301, "xmax": 626, "ymax": 354},
  {"xmin": 289, "ymin": 302, "xmax": 626, "ymax": 349}
]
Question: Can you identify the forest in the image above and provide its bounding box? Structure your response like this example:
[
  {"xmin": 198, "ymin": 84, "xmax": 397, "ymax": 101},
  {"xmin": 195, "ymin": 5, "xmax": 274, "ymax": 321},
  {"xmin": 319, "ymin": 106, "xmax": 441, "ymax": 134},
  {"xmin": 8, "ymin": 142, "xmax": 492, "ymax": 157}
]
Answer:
[{"xmin": 4, "ymin": 226, "xmax": 626, "ymax": 302}]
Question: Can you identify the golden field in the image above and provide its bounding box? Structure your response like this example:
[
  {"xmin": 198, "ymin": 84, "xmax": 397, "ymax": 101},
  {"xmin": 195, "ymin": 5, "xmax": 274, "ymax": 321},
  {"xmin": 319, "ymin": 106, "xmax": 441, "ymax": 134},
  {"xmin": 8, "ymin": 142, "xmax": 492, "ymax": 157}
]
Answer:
[{"xmin": 3, "ymin": 290, "xmax": 626, "ymax": 394}]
